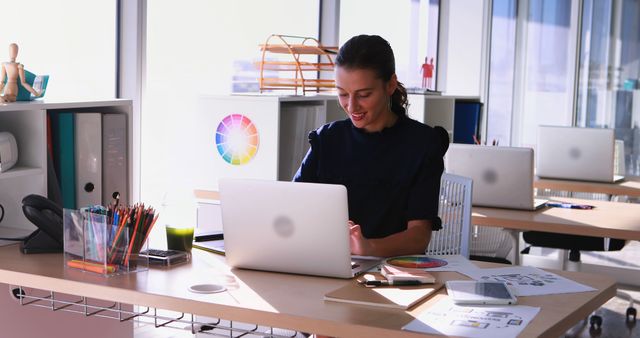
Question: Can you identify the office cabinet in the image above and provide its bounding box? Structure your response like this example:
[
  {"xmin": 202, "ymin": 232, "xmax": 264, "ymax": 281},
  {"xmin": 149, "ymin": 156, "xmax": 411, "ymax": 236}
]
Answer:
[{"xmin": 194, "ymin": 94, "xmax": 343, "ymax": 192}]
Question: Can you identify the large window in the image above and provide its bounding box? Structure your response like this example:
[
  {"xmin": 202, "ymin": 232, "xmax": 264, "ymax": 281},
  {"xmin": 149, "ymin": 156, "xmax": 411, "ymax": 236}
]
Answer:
[
  {"xmin": 486, "ymin": 0, "xmax": 518, "ymax": 146},
  {"xmin": 516, "ymin": 0, "xmax": 578, "ymax": 148},
  {"xmin": 0, "ymin": 0, "xmax": 116, "ymax": 99},
  {"xmin": 339, "ymin": 0, "xmax": 439, "ymax": 90},
  {"xmin": 142, "ymin": 1, "xmax": 320, "ymax": 211},
  {"xmin": 576, "ymin": 0, "xmax": 640, "ymax": 175},
  {"xmin": 486, "ymin": 0, "xmax": 578, "ymax": 148}
]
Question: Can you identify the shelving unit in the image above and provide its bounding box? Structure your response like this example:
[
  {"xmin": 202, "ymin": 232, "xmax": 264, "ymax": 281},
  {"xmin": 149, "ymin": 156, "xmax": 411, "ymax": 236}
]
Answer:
[
  {"xmin": 0, "ymin": 99, "xmax": 133, "ymax": 235},
  {"xmin": 407, "ymin": 94, "xmax": 482, "ymax": 143},
  {"xmin": 0, "ymin": 99, "xmax": 134, "ymax": 338},
  {"xmin": 257, "ymin": 34, "xmax": 338, "ymax": 95}
]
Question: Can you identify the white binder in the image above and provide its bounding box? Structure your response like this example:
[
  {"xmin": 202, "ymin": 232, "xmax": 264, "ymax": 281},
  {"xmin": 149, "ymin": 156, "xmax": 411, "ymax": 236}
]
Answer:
[
  {"xmin": 75, "ymin": 113, "xmax": 103, "ymax": 208},
  {"xmin": 102, "ymin": 114, "xmax": 128, "ymax": 206}
]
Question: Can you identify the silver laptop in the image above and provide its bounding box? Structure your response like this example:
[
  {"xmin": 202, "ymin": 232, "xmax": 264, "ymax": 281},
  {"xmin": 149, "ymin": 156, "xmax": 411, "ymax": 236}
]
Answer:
[
  {"xmin": 445, "ymin": 144, "xmax": 547, "ymax": 210},
  {"xmin": 218, "ymin": 178, "xmax": 381, "ymax": 278},
  {"xmin": 537, "ymin": 126, "xmax": 624, "ymax": 183}
]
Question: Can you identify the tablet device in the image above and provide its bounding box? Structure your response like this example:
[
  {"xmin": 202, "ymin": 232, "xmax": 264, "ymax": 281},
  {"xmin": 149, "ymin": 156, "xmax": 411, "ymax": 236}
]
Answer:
[{"xmin": 445, "ymin": 280, "xmax": 517, "ymax": 305}]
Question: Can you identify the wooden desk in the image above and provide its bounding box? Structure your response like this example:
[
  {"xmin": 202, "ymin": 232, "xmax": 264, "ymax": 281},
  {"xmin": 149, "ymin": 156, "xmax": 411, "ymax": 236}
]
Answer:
[
  {"xmin": 473, "ymin": 196, "xmax": 640, "ymax": 241},
  {"xmin": 472, "ymin": 196, "xmax": 640, "ymax": 265},
  {"xmin": 0, "ymin": 245, "xmax": 615, "ymax": 338},
  {"xmin": 534, "ymin": 176, "xmax": 640, "ymax": 198}
]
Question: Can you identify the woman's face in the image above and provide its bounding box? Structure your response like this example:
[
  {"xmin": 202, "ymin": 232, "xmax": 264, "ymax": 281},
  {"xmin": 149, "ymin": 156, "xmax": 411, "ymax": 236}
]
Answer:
[{"xmin": 335, "ymin": 66, "xmax": 397, "ymax": 133}]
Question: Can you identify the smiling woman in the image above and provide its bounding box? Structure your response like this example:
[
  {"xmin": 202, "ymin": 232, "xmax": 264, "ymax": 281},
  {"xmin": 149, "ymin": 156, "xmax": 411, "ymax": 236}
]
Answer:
[
  {"xmin": 335, "ymin": 67, "xmax": 398, "ymax": 133},
  {"xmin": 294, "ymin": 35, "xmax": 449, "ymax": 258}
]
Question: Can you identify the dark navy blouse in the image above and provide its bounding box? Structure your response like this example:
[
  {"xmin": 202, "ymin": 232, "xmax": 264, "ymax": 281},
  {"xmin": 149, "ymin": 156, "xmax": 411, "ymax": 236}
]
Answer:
[{"xmin": 293, "ymin": 115, "xmax": 445, "ymax": 239}]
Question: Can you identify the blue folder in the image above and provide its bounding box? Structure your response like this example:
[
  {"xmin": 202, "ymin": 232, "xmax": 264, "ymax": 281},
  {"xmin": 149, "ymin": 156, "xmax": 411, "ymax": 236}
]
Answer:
[{"xmin": 453, "ymin": 102, "xmax": 482, "ymax": 144}]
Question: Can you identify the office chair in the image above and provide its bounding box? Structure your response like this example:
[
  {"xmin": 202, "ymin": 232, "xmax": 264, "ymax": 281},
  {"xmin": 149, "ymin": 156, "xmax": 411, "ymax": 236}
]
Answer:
[
  {"xmin": 524, "ymin": 189, "xmax": 626, "ymax": 270},
  {"xmin": 469, "ymin": 226, "xmax": 513, "ymax": 265},
  {"xmin": 426, "ymin": 173, "xmax": 473, "ymax": 257},
  {"xmin": 523, "ymin": 188, "xmax": 634, "ymax": 329}
]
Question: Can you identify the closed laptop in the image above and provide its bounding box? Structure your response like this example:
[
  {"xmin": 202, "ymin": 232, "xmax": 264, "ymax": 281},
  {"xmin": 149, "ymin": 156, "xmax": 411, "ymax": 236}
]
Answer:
[
  {"xmin": 536, "ymin": 126, "xmax": 623, "ymax": 183},
  {"xmin": 445, "ymin": 144, "xmax": 546, "ymax": 210}
]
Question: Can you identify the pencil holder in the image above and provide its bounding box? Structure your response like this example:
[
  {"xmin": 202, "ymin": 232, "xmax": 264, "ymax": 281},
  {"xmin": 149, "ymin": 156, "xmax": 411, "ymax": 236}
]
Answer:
[{"xmin": 63, "ymin": 208, "xmax": 149, "ymax": 276}]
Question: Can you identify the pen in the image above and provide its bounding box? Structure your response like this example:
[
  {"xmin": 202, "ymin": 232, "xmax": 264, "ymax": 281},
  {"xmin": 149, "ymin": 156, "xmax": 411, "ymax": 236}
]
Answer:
[
  {"xmin": 546, "ymin": 202, "xmax": 595, "ymax": 210},
  {"xmin": 363, "ymin": 280, "xmax": 424, "ymax": 287}
]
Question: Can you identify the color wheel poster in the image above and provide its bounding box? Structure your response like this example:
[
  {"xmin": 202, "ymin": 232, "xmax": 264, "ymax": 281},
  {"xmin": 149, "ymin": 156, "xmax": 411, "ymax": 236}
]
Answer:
[
  {"xmin": 195, "ymin": 97, "xmax": 280, "ymax": 191},
  {"xmin": 385, "ymin": 255, "xmax": 480, "ymax": 273}
]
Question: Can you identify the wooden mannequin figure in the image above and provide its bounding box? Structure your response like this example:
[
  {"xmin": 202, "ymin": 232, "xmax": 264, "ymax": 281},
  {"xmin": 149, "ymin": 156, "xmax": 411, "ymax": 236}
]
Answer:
[{"xmin": 0, "ymin": 43, "xmax": 42, "ymax": 103}]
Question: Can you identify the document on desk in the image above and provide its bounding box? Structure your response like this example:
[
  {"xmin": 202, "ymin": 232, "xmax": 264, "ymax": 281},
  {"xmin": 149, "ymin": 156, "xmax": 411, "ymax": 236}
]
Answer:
[
  {"xmin": 460, "ymin": 266, "xmax": 596, "ymax": 296},
  {"xmin": 403, "ymin": 298, "xmax": 540, "ymax": 338}
]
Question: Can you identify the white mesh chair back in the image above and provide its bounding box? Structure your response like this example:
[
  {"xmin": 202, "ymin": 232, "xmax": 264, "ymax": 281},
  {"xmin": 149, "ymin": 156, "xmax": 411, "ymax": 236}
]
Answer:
[
  {"xmin": 470, "ymin": 225, "xmax": 513, "ymax": 259},
  {"xmin": 425, "ymin": 173, "xmax": 473, "ymax": 257}
]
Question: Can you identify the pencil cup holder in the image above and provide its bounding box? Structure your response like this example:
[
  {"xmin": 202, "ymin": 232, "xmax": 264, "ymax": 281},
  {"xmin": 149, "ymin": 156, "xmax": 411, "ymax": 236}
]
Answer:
[{"xmin": 63, "ymin": 208, "xmax": 149, "ymax": 276}]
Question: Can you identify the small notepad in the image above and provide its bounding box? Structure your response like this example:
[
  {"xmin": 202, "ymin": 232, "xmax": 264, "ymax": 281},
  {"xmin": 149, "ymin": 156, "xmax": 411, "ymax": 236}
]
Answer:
[{"xmin": 324, "ymin": 278, "xmax": 443, "ymax": 310}]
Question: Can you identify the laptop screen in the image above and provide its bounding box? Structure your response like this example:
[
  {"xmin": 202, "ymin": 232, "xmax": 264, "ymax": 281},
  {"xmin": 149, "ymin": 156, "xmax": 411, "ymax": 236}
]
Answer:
[
  {"xmin": 445, "ymin": 144, "xmax": 536, "ymax": 210},
  {"xmin": 537, "ymin": 126, "xmax": 616, "ymax": 182}
]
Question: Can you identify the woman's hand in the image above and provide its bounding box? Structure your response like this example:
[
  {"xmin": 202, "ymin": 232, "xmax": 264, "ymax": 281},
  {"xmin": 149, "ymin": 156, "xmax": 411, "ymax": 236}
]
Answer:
[
  {"xmin": 347, "ymin": 220, "xmax": 433, "ymax": 257},
  {"xmin": 348, "ymin": 221, "xmax": 373, "ymax": 256}
]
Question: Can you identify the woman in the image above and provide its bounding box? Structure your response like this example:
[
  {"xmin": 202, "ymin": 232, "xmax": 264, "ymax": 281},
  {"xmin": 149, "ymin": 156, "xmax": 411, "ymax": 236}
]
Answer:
[{"xmin": 294, "ymin": 35, "xmax": 447, "ymax": 257}]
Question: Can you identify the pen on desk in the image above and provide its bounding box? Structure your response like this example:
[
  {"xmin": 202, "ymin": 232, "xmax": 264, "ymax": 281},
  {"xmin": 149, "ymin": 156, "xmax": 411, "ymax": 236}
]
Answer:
[
  {"xmin": 363, "ymin": 280, "xmax": 424, "ymax": 287},
  {"xmin": 546, "ymin": 202, "xmax": 595, "ymax": 210}
]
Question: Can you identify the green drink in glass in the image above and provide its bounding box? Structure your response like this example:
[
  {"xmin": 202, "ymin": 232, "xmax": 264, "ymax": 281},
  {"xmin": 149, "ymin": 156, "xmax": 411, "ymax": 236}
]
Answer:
[{"xmin": 166, "ymin": 226, "xmax": 195, "ymax": 252}]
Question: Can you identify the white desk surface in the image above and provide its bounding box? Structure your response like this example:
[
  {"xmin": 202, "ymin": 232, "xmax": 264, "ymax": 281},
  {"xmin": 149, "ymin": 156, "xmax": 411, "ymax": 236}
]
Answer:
[
  {"xmin": 534, "ymin": 176, "xmax": 640, "ymax": 198},
  {"xmin": 0, "ymin": 244, "xmax": 616, "ymax": 338},
  {"xmin": 473, "ymin": 196, "xmax": 640, "ymax": 240}
]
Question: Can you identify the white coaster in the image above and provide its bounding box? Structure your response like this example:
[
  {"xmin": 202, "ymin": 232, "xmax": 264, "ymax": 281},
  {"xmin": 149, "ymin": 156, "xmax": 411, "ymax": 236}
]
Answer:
[{"xmin": 188, "ymin": 284, "xmax": 227, "ymax": 294}]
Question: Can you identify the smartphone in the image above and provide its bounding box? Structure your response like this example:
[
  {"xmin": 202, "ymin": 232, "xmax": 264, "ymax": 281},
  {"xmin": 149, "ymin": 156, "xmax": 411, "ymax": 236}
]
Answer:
[
  {"xmin": 139, "ymin": 249, "xmax": 190, "ymax": 267},
  {"xmin": 446, "ymin": 280, "xmax": 517, "ymax": 305}
]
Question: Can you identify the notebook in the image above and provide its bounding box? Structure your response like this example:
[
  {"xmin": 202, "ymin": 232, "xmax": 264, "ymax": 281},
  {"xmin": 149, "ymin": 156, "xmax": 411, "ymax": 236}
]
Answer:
[
  {"xmin": 324, "ymin": 274, "xmax": 443, "ymax": 309},
  {"xmin": 192, "ymin": 239, "xmax": 225, "ymax": 255},
  {"xmin": 219, "ymin": 178, "xmax": 381, "ymax": 279},
  {"xmin": 445, "ymin": 144, "xmax": 547, "ymax": 210},
  {"xmin": 537, "ymin": 126, "xmax": 624, "ymax": 183}
]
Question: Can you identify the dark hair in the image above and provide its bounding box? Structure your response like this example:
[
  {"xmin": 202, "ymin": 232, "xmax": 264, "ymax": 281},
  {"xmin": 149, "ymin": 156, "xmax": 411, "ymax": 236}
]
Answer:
[{"xmin": 335, "ymin": 35, "xmax": 408, "ymax": 116}]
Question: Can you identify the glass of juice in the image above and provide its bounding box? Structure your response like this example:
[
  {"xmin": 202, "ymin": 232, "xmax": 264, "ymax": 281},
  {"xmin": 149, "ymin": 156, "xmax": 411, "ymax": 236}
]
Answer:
[{"xmin": 166, "ymin": 225, "xmax": 195, "ymax": 252}]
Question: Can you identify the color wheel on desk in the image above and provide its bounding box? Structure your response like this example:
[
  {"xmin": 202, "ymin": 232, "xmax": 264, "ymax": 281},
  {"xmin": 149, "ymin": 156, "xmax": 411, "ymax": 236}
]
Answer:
[
  {"xmin": 215, "ymin": 114, "xmax": 259, "ymax": 165},
  {"xmin": 384, "ymin": 255, "xmax": 448, "ymax": 269}
]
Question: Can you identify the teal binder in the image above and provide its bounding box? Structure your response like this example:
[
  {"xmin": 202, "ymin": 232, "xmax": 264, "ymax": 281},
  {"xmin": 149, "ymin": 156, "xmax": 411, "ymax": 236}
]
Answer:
[{"xmin": 57, "ymin": 112, "xmax": 76, "ymax": 209}]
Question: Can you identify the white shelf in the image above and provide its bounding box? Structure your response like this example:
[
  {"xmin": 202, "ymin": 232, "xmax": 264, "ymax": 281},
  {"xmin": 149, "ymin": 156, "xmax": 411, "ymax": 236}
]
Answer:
[
  {"xmin": 0, "ymin": 166, "xmax": 44, "ymax": 180},
  {"xmin": 0, "ymin": 99, "xmax": 133, "ymax": 230}
]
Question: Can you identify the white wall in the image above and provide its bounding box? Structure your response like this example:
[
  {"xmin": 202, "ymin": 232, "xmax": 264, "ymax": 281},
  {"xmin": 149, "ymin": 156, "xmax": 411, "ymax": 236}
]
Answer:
[{"xmin": 438, "ymin": 0, "xmax": 485, "ymax": 96}]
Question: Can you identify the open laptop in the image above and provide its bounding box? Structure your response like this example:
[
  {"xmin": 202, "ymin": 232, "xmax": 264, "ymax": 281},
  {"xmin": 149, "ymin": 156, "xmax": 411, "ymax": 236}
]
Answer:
[
  {"xmin": 218, "ymin": 178, "xmax": 381, "ymax": 279},
  {"xmin": 445, "ymin": 144, "xmax": 547, "ymax": 210},
  {"xmin": 537, "ymin": 126, "xmax": 624, "ymax": 183}
]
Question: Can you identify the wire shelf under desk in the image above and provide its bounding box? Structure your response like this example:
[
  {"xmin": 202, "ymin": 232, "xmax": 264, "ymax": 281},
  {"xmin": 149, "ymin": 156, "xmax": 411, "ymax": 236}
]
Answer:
[{"xmin": 9, "ymin": 285, "xmax": 302, "ymax": 338}]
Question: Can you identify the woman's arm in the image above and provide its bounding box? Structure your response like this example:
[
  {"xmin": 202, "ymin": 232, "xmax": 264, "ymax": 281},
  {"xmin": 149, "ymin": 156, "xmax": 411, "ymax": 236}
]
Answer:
[{"xmin": 350, "ymin": 219, "xmax": 432, "ymax": 257}]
